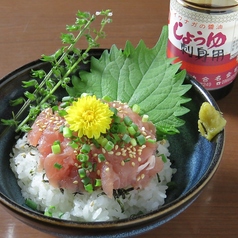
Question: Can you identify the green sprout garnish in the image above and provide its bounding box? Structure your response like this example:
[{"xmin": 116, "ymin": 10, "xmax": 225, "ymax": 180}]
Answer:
[{"xmin": 1, "ymin": 10, "xmax": 112, "ymax": 132}]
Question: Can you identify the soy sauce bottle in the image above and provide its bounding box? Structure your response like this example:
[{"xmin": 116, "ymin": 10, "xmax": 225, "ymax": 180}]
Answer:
[{"xmin": 168, "ymin": 0, "xmax": 238, "ymax": 100}]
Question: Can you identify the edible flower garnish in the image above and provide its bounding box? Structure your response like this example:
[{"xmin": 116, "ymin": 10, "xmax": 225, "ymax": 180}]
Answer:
[{"xmin": 64, "ymin": 95, "xmax": 113, "ymax": 139}]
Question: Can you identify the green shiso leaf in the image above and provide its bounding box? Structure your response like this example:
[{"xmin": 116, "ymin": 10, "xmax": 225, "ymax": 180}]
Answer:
[{"xmin": 66, "ymin": 26, "xmax": 192, "ymax": 135}]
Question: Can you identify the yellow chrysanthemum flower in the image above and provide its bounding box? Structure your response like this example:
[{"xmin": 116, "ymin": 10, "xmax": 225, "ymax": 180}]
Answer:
[{"xmin": 64, "ymin": 95, "xmax": 113, "ymax": 139}]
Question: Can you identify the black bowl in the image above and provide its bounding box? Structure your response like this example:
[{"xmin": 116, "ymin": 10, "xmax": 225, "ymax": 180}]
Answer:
[{"xmin": 0, "ymin": 49, "xmax": 224, "ymax": 238}]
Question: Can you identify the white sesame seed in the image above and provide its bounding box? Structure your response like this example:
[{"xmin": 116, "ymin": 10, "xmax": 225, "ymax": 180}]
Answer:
[
  {"xmin": 142, "ymin": 131, "xmax": 147, "ymax": 136},
  {"xmin": 129, "ymin": 153, "xmax": 134, "ymax": 159}
]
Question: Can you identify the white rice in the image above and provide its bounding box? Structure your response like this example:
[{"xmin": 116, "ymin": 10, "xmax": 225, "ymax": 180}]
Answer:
[{"xmin": 10, "ymin": 134, "xmax": 175, "ymax": 222}]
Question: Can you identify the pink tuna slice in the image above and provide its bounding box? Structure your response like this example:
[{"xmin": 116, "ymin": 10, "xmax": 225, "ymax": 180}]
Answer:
[{"xmin": 27, "ymin": 101, "xmax": 164, "ymax": 198}]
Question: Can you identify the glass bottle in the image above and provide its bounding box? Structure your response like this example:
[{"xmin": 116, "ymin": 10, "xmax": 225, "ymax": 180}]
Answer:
[{"xmin": 168, "ymin": 0, "xmax": 238, "ymax": 100}]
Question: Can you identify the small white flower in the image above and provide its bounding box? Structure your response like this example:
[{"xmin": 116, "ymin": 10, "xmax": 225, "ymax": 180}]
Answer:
[{"xmin": 95, "ymin": 11, "xmax": 101, "ymax": 16}]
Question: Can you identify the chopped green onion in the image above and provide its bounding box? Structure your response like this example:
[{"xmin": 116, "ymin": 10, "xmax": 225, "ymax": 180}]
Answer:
[
  {"xmin": 99, "ymin": 137, "xmax": 108, "ymax": 147},
  {"xmin": 44, "ymin": 206, "xmax": 55, "ymax": 217},
  {"xmin": 112, "ymin": 133, "xmax": 120, "ymax": 143},
  {"xmin": 77, "ymin": 153, "xmax": 89, "ymax": 162},
  {"xmin": 134, "ymin": 131, "xmax": 141, "ymax": 137},
  {"xmin": 147, "ymin": 138, "xmax": 157, "ymax": 144},
  {"xmin": 132, "ymin": 104, "xmax": 140, "ymax": 114},
  {"xmin": 78, "ymin": 168, "xmax": 86, "ymax": 178},
  {"xmin": 80, "ymin": 144, "xmax": 91, "ymax": 153},
  {"xmin": 84, "ymin": 183, "xmax": 93, "ymax": 193},
  {"xmin": 81, "ymin": 176, "xmax": 90, "ymax": 185},
  {"xmin": 54, "ymin": 163, "xmax": 63, "ymax": 170},
  {"xmin": 160, "ymin": 154, "xmax": 167, "ymax": 163},
  {"xmin": 84, "ymin": 161, "xmax": 93, "ymax": 171},
  {"xmin": 130, "ymin": 138, "xmax": 137, "ymax": 146},
  {"xmin": 68, "ymin": 141, "xmax": 78, "ymax": 149},
  {"xmin": 96, "ymin": 136, "xmax": 103, "ymax": 144},
  {"xmin": 51, "ymin": 144, "xmax": 61, "ymax": 154},
  {"xmin": 98, "ymin": 154, "xmax": 106, "ymax": 162},
  {"xmin": 44, "ymin": 211, "xmax": 52, "ymax": 217},
  {"xmin": 117, "ymin": 124, "xmax": 127, "ymax": 134},
  {"xmin": 119, "ymin": 141, "xmax": 126, "ymax": 148},
  {"xmin": 92, "ymin": 138, "xmax": 100, "ymax": 148},
  {"xmin": 128, "ymin": 126, "xmax": 136, "ymax": 136},
  {"xmin": 131, "ymin": 123, "xmax": 138, "ymax": 131},
  {"xmin": 110, "ymin": 124, "xmax": 118, "ymax": 133},
  {"xmin": 124, "ymin": 116, "xmax": 132, "ymax": 126},
  {"xmin": 136, "ymin": 134, "xmax": 146, "ymax": 145},
  {"xmin": 63, "ymin": 127, "xmax": 73, "ymax": 138},
  {"xmin": 106, "ymin": 134, "xmax": 114, "ymax": 142},
  {"xmin": 113, "ymin": 115, "xmax": 121, "ymax": 123},
  {"xmin": 93, "ymin": 163, "xmax": 97, "ymax": 172},
  {"xmin": 53, "ymin": 140, "xmax": 61, "ymax": 145},
  {"xmin": 122, "ymin": 134, "xmax": 131, "ymax": 143},
  {"xmin": 142, "ymin": 114, "xmax": 149, "ymax": 122},
  {"xmin": 104, "ymin": 141, "xmax": 114, "ymax": 151},
  {"xmin": 95, "ymin": 179, "xmax": 102, "ymax": 187},
  {"xmin": 25, "ymin": 198, "xmax": 37, "ymax": 210}
]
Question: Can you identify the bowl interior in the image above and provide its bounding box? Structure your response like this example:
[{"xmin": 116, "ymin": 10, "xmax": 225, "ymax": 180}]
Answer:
[{"xmin": 0, "ymin": 50, "xmax": 224, "ymax": 236}]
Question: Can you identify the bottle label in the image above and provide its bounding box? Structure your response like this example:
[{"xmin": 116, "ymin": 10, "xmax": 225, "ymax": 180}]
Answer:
[{"xmin": 168, "ymin": 0, "xmax": 238, "ymax": 90}]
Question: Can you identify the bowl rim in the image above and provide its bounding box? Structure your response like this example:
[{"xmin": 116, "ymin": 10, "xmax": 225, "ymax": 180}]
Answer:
[{"xmin": 0, "ymin": 53, "xmax": 225, "ymax": 229}]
